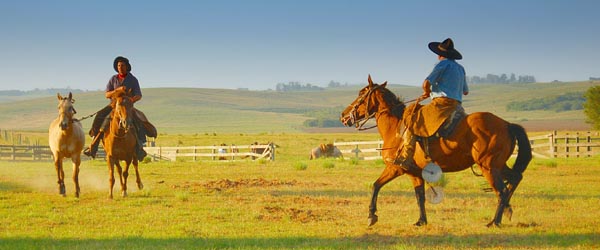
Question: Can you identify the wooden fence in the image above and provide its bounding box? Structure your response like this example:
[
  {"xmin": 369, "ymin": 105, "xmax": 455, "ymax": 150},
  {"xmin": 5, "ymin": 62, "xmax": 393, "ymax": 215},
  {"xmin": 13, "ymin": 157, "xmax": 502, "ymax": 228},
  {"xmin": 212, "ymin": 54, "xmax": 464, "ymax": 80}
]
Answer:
[
  {"xmin": 0, "ymin": 143, "xmax": 276, "ymax": 162},
  {"xmin": 334, "ymin": 141, "xmax": 384, "ymax": 160},
  {"xmin": 335, "ymin": 131, "xmax": 600, "ymax": 161},
  {"xmin": 144, "ymin": 143, "xmax": 276, "ymax": 162},
  {"xmin": 0, "ymin": 144, "xmax": 53, "ymax": 161},
  {"xmin": 528, "ymin": 131, "xmax": 600, "ymax": 158}
]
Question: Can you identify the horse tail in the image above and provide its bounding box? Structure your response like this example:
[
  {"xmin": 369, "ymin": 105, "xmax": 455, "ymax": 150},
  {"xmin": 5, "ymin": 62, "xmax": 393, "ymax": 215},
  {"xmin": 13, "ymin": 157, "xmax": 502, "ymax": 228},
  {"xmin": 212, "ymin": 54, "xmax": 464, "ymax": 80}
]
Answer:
[{"xmin": 509, "ymin": 123, "xmax": 532, "ymax": 173}]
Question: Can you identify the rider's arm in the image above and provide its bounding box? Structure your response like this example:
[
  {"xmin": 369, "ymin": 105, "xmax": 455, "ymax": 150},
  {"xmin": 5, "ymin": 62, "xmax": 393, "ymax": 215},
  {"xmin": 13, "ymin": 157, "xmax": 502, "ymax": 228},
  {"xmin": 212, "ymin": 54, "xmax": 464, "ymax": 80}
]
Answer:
[
  {"xmin": 419, "ymin": 79, "xmax": 431, "ymax": 101},
  {"xmin": 132, "ymin": 95, "xmax": 142, "ymax": 103}
]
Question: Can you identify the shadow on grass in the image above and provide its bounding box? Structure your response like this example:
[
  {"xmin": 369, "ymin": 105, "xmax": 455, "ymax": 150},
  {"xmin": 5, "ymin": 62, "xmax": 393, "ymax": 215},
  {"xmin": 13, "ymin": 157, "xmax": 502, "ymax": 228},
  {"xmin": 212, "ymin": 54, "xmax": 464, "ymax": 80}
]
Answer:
[{"xmin": 1, "ymin": 233, "xmax": 598, "ymax": 250}]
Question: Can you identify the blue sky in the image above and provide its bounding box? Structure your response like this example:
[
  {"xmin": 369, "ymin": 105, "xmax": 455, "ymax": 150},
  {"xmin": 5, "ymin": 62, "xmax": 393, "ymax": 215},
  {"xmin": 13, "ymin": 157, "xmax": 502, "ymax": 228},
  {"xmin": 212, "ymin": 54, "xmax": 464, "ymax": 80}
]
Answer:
[{"xmin": 0, "ymin": 0, "xmax": 598, "ymax": 91}]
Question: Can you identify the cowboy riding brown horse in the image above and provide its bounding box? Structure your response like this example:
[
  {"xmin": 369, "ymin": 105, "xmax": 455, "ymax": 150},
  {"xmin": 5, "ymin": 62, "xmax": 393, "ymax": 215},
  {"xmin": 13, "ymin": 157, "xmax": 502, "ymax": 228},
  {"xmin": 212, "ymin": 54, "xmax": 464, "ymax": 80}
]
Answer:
[
  {"xmin": 340, "ymin": 76, "xmax": 531, "ymax": 227},
  {"xmin": 103, "ymin": 88, "xmax": 144, "ymax": 198}
]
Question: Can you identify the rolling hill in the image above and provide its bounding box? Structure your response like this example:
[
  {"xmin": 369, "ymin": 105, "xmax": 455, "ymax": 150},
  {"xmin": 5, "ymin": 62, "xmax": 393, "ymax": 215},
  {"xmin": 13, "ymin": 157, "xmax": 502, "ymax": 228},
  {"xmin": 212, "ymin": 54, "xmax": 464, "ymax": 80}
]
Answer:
[{"xmin": 0, "ymin": 81, "xmax": 597, "ymax": 134}]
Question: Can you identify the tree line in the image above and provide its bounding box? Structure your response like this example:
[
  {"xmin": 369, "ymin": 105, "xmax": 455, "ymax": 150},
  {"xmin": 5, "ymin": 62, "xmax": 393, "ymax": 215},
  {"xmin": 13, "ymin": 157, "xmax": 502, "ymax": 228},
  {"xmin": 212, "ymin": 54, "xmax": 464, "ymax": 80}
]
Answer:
[
  {"xmin": 467, "ymin": 73, "xmax": 536, "ymax": 84},
  {"xmin": 506, "ymin": 92, "xmax": 584, "ymax": 112}
]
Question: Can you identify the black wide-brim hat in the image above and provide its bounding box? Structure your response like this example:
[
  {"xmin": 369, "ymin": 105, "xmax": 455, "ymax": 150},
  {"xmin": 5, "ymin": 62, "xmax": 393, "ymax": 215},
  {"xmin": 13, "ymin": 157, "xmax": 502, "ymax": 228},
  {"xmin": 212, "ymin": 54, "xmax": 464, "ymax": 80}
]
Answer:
[
  {"xmin": 428, "ymin": 38, "xmax": 462, "ymax": 60},
  {"xmin": 113, "ymin": 56, "xmax": 132, "ymax": 72}
]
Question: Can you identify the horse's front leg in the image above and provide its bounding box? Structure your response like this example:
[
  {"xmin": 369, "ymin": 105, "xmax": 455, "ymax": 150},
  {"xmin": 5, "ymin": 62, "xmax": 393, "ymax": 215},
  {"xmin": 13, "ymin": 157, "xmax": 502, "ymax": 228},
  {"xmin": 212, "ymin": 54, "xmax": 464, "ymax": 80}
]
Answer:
[
  {"xmin": 54, "ymin": 157, "xmax": 66, "ymax": 197},
  {"xmin": 71, "ymin": 155, "xmax": 81, "ymax": 198},
  {"xmin": 369, "ymin": 165, "xmax": 401, "ymax": 226},
  {"xmin": 107, "ymin": 158, "xmax": 115, "ymax": 199},
  {"xmin": 411, "ymin": 176, "xmax": 428, "ymax": 226}
]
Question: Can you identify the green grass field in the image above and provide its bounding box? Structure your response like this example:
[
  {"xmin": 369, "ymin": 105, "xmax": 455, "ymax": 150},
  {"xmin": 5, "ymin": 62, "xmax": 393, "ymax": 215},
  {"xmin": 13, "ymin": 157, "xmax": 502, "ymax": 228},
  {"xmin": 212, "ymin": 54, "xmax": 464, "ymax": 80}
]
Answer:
[{"xmin": 1, "ymin": 132, "xmax": 599, "ymax": 249}]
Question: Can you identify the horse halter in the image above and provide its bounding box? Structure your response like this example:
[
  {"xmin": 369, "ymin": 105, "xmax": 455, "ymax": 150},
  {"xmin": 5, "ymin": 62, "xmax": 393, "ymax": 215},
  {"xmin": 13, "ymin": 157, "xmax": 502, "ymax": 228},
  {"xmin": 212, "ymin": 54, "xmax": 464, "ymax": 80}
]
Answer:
[
  {"xmin": 348, "ymin": 84, "xmax": 382, "ymax": 131},
  {"xmin": 58, "ymin": 98, "xmax": 77, "ymax": 130}
]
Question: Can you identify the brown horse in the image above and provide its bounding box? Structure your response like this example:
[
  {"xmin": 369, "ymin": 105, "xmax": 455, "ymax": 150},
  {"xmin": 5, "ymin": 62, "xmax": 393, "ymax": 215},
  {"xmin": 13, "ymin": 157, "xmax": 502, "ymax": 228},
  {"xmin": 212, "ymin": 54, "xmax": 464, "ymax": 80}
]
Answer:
[
  {"xmin": 103, "ymin": 88, "xmax": 143, "ymax": 198},
  {"xmin": 340, "ymin": 76, "xmax": 532, "ymax": 227},
  {"xmin": 49, "ymin": 92, "xmax": 85, "ymax": 197}
]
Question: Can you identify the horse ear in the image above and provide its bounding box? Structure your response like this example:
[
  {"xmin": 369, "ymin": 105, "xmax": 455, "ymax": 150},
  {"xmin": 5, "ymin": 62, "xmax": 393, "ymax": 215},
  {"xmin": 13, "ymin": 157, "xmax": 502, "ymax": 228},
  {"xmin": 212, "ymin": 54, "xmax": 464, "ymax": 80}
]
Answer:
[
  {"xmin": 368, "ymin": 74, "xmax": 374, "ymax": 87},
  {"xmin": 57, "ymin": 93, "xmax": 63, "ymax": 100},
  {"xmin": 381, "ymin": 81, "xmax": 387, "ymax": 88},
  {"xmin": 68, "ymin": 92, "xmax": 74, "ymax": 103}
]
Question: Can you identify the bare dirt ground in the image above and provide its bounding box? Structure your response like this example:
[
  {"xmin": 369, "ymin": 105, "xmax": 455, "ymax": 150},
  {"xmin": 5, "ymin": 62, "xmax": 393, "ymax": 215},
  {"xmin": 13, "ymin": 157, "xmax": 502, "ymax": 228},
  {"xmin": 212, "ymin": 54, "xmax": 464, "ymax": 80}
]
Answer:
[{"xmin": 304, "ymin": 119, "xmax": 592, "ymax": 133}]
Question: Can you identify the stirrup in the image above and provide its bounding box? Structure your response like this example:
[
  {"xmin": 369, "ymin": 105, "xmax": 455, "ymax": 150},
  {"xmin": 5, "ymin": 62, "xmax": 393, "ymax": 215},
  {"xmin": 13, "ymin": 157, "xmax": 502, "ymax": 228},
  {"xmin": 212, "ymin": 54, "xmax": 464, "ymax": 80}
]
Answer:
[{"xmin": 83, "ymin": 147, "xmax": 96, "ymax": 158}]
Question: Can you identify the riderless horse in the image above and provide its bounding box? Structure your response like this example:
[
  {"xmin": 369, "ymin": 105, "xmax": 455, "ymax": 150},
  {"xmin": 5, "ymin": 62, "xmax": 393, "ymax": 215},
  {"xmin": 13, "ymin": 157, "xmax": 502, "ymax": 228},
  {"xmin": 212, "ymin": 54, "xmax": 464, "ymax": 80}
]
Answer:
[{"xmin": 49, "ymin": 92, "xmax": 85, "ymax": 197}]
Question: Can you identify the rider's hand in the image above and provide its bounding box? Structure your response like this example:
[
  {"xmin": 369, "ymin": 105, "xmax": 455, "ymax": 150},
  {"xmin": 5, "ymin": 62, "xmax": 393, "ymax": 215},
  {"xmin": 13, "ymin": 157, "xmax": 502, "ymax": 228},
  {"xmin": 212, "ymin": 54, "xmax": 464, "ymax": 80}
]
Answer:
[{"xmin": 417, "ymin": 92, "xmax": 430, "ymax": 102}]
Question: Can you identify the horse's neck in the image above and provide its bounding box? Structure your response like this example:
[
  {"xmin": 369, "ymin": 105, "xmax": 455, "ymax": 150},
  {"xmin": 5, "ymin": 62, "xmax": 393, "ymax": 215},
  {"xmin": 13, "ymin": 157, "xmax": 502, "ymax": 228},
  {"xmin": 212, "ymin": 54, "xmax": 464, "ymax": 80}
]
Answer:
[{"xmin": 376, "ymin": 108, "xmax": 402, "ymax": 154}]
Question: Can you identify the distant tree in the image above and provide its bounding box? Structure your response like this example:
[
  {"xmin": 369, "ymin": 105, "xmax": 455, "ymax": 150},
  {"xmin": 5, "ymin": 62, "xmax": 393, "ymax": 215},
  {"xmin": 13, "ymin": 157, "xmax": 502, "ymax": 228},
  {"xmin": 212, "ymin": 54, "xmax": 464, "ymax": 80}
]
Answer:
[{"xmin": 583, "ymin": 85, "xmax": 600, "ymax": 129}]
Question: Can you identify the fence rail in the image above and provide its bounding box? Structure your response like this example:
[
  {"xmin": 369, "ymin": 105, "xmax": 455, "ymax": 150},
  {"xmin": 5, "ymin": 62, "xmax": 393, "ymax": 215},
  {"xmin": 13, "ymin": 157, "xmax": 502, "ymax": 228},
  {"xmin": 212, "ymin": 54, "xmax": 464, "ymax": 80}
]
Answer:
[
  {"xmin": 335, "ymin": 131, "xmax": 600, "ymax": 161},
  {"xmin": 334, "ymin": 141, "xmax": 384, "ymax": 160},
  {"xmin": 144, "ymin": 143, "xmax": 275, "ymax": 162},
  {"xmin": 0, "ymin": 143, "xmax": 276, "ymax": 162},
  {"xmin": 0, "ymin": 145, "xmax": 53, "ymax": 161}
]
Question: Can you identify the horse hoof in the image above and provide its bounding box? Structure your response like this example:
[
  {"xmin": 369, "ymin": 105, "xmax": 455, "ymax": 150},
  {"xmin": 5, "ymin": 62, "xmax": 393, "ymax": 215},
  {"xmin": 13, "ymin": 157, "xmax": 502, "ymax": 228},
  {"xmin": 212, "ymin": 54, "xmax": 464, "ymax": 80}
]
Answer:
[
  {"xmin": 137, "ymin": 182, "xmax": 144, "ymax": 190},
  {"xmin": 414, "ymin": 220, "xmax": 427, "ymax": 227},
  {"xmin": 504, "ymin": 206, "xmax": 513, "ymax": 221},
  {"xmin": 487, "ymin": 221, "xmax": 501, "ymax": 228},
  {"xmin": 368, "ymin": 215, "xmax": 378, "ymax": 227},
  {"xmin": 122, "ymin": 191, "xmax": 127, "ymax": 197}
]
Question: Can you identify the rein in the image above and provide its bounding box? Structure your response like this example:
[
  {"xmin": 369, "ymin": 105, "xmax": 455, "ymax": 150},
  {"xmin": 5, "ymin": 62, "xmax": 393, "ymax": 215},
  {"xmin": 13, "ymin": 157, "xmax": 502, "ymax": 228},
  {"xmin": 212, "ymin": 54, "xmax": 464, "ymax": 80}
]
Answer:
[{"xmin": 352, "ymin": 87, "xmax": 419, "ymax": 131}]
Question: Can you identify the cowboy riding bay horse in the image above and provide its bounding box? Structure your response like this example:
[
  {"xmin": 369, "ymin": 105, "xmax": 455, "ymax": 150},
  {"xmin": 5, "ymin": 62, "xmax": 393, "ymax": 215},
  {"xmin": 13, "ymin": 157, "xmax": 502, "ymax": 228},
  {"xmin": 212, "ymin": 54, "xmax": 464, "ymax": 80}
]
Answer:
[
  {"xmin": 49, "ymin": 92, "xmax": 85, "ymax": 197},
  {"xmin": 340, "ymin": 76, "xmax": 532, "ymax": 227},
  {"xmin": 103, "ymin": 88, "xmax": 144, "ymax": 198}
]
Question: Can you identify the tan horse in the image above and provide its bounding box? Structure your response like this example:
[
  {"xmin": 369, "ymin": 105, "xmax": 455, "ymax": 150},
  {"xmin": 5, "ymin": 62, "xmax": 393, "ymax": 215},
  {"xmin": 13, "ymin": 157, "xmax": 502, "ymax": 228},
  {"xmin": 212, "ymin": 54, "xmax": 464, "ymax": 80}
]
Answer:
[
  {"xmin": 103, "ymin": 88, "xmax": 143, "ymax": 198},
  {"xmin": 48, "ymin": 92, "xmax": 85, "ymax": 197},
  {"xmin": 340, "ymin": 76, "xmax": 532, "ymax": 227}
]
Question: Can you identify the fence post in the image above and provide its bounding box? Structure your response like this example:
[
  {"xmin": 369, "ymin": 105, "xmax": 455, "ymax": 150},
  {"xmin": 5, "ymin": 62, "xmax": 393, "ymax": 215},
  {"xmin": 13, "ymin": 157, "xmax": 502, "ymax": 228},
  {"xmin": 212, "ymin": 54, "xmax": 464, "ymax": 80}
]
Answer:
[
  {"xmin": 212, "ymin": 145, "xmax": 216, "ymax": 161},
  {"xmin": 11, "ymin": 145, "xmax": 16, "ymax": 160},
  {"xmin": 552, "ymin": 130, "xmax": 558, "ymax": 158},
  {"xmin": 575, "ymin": 132, "xmax": 580, "ymax": 158},
  {"xmin": 270, "ymin": 143, "xmax": 275, "ymax": 161},
  {"xmin": 565, "ymin": 133, "xmax": 569, "ymax": 158},
  {"xmin": 193, "ymin": 146, "xmax": 197, "ymax": 162},
  {"xmin": 587, "ymin": 131, "xmax": 592, "ymax": 157}
]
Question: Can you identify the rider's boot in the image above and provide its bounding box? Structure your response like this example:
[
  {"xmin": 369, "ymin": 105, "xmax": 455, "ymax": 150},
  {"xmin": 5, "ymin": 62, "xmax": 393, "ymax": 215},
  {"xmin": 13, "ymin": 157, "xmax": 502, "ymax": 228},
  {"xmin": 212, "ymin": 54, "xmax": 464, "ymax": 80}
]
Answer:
[
  {"xmin": 395, "ymin": 131, "xmax": 419, "ymax": 172},
  {"xmin": 83, "ymin": 131, "xmax": 103, "ymax": 158}
]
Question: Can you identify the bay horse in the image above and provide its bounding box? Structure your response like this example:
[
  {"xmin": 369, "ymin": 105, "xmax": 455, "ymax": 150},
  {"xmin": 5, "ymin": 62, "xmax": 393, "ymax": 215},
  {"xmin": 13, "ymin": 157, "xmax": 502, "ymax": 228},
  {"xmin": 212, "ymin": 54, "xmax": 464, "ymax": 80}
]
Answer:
[
  {"xmin": 103, "ymin": 88, "xmax": 143, "ymax": 198},
  {"xmin": 48, "ymin": 92, "xmax": 85, "ymax": 197},
  {"xmin": 340, "ymin": 76, "xmax": 532, "ymax": 227}
]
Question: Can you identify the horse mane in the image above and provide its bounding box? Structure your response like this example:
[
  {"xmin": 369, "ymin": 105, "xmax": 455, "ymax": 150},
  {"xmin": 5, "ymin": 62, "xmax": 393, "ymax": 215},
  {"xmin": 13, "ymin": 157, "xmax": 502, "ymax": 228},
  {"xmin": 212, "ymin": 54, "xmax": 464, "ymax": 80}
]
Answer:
[{"xmin": 378, "ymin": 85, "xmax": 406, "ymax": 119}]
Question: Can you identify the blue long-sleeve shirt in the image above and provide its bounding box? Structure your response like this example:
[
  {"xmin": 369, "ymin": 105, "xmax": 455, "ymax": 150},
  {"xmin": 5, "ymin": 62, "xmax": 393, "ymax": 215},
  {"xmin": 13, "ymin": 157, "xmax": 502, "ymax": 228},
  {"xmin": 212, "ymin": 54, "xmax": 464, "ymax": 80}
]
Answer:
[
  {"xmin": 426, "ymin": 59, "xmax": 468, "ymax": 102},
  {"xmin": 105, "ymin": 73, "xmax": 142, "ymax": 97}
]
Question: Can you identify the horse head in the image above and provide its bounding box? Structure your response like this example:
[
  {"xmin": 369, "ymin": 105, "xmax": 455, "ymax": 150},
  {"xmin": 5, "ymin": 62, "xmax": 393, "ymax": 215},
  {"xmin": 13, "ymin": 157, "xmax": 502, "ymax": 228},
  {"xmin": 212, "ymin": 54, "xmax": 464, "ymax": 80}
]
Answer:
[
  {"xmin": 110, "ymin": 88, "xmax": 134, "ymax": 133},
  {"xmin": 340, "ymin": 75, "xmax": 388, "ymax": 129},
  {"xmin": 57, "ymin": 92, "xmax": 76, "ymax": 130}
]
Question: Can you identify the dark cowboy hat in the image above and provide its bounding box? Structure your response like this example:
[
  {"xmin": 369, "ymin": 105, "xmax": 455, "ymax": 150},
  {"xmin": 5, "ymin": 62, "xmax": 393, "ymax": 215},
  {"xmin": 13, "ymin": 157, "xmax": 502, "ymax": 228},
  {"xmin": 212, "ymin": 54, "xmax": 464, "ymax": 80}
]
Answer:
[
  {"xmin": 428, "ymin": 38, "xmax": 462, "ymax": 60},
  {"xmin": 113, "ymin": 56, "xmax": 132, "ymax": 72}
]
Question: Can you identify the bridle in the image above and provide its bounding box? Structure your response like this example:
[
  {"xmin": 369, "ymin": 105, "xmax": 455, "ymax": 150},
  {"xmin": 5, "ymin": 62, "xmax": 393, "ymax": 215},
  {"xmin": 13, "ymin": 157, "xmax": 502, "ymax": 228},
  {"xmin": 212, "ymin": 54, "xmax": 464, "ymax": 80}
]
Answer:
[
  {"xmin": 113, "ymin": 96, "xmax": 133, "ymax": 136},
  {"xmin": 346, "ymin": 85, "xmax": 418, "ymax": 131}
]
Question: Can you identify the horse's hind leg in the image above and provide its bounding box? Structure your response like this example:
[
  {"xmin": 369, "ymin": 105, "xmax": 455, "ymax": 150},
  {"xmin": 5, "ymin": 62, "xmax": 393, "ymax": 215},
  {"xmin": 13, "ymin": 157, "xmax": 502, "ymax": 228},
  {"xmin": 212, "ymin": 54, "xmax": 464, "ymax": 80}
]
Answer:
[
  {"xmin": 72, "ymin": 156, "xmax": 81, "ymax": 198},
  {"xmin": 501, "ymin": 165, "xmax": 524, "ymax": 221},
  {"xmin": 133, "ymin": 159, "xmax": 143, "ymax": 190},
  {"xmin": 484, "ymin": 166, "xmax": 510, "ymax": 227},
  {"xmin": 54, "ymin": 158, "xmax": 66, "ymax": 197},
  {"xmin": 368, "ymin": 165, "xmax": 401, "ymax": 226}
]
